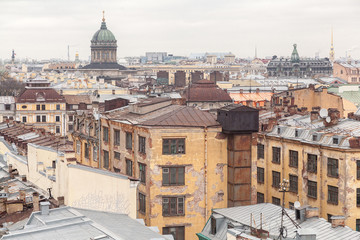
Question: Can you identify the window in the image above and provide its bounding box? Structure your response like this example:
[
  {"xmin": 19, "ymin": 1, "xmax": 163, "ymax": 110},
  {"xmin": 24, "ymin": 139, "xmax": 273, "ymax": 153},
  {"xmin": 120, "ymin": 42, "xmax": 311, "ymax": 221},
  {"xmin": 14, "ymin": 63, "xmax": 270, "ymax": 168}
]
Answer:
[
  {"xmin": 52, "ymin": 160, "xmax": 56, "ymax": 169},
  {"xmin": 56, "ymin": 104, "xmax": 60, "ymax": 110},
  {"xmin": 55, "ymin": 116, "xmax": 60, "ymax": 122},
  {"xmin": 289, "ymin": 202, "xmax": 294, "ymax": 210},
  {"xmin": 211, "ymin": 217, "xmax": 217, "ymax": 235},
  {"xmin": 257, "ymin": 167, "xmax": 264, "ymax": 183},
  {"xmin": 162, "ymin": 197, "xmax": 184, "ymax": 216},
  {"xmin": 257, "ymin": 192, "xmax": 264, "ymax": 203},
  {"xmin": 69, "ymin": 115, "xmax": 73, "ymax": 121},
  {"xmin": 163, "ymin": 167, "xmax": 185, "ymax": 186},
  {"xmin": 41, "ymin": 105, "xmax": 45, "ymax": 110},
  {"xmin": 272, "ymin": 171, "xmax": 280, "ymax": 189},
  {"xmin": 295, "ymin": 130, "xmax": 299, "ymax": 137},
  {"xmin": 5, "ymin": 104, "xmax": 10, "ymax": 110},
  {"xmin": 289, "ymin": 150, "xmax": 298, "ymax": 168},
  {"xmin": 56, "ymin": 126, "xmax": 60, "ymax": 134},
  {"xmin": 327, "ymin": 158, "xmax": 339, "ymax": 178},
  {"xmin": 76, "ymin": 141, "xmax": 80, "ymax": 154},
  {"xmin": 114, "ymin": 129, "xmax": 120, "ymax": 146},
  {"xmin": 36, "ymin": 115, "xmax": 41, "ymax": 122},
  {"xmin": 139, "ymin": 163, "xmax": 146, "ymax": 184},
  {"xmin": 308, "ymin": 154, "xmax": 317, "ymax": 173},
  {"xmin": 312, "ymin": 134, "xmax": 317, "ymax": 141},
  {"xmin": 289, "ymin": 175, "xmax": 298, "ymax": 193},
  {"xmin": 308, "ymin": 180, "xmax": 317, "ymax": 198},
  {"xmin": 68, "ymin": 124, "xmax": 73, "ymax": 131},
  {"xmin": 103, "ymin": 127, "xmax": 109, "ymax": 142},
  {"xmin": 357, "ymin": 219, "xmax": 360, "ymax": 232},
  {"xmin": 36, "ymin": 105, "xmax": 40, "ymax": 110},
  {"xmin": 42, "ymin": 115, "xmax": 46, "ymax": 122},
  {"xmin": 139, "ymin": 136, "xmax": 146, "ymax": 154},
  {"xmin": 272, "ymin": 147, "xmax": 280, "ymax": 164},
  {"xmin": 163, "ymin": 226, "xmax": 185, "ymax": 240},
  {"xmin": 257, "ymin": 144, "xmax": 264, "ymax": 159},
  {"xmin": 126, "ymin": 132, "xmax": 132, "ymax": 149},
  {"xmin": 328, "ymin": 185, "xmax": 338, "ymax": 204},
  {"xmin": 126, "ymin": 159, "xmax": 133, "ymax": 176},
  {"xmin": 272, "ymin": 197, "xmax": 281, "ymax": 206},
  {"xmin": 357, "ymin": 188, "xmax": 360, "ymax": 207},
  {"xmin": 163, "ymin": 139, "xmax": 185, "ymax": 155},
  {"xmin": 333, "ymin": 137, "xmax": 339, "ymax": 144},
  {"xmin": 84, "ymin": 143, "xmax": 89, "ymax": 159},
  {"xmin": 93, "ymin": 146, "xmax": 98, "ymax": 162},
  {"xmin": 357, "ymin": 161, "xmax": 360, "ymax": 180},
  {"xmin": 103, "ymin": 150, "xmax": 109, "ymax": 169},
  {"xmin": 114, "ymin": 151, "xmax": 120, "ymax": 160},
  {"xmin": 328, "ymin": 214, "xmax": 333, "ymax": 223},
  {"xmin": 22, "ymin": 116, "xmax": 27, "ymax": 123},
  {"xmin": 139, "ymin": 192, "xmax": 146, "ymax": 213}
]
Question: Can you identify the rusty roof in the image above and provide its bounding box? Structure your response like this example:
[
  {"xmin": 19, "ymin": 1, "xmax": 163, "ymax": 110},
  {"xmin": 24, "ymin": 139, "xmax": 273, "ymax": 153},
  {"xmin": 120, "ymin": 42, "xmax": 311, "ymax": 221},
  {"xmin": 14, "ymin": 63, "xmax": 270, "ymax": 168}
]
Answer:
[
  {"xmin": 17, "ymin": 88, "xmax": 66, "ymax": 103},
  {"xmin": 184, "ymin": 80, "xmax": 232, "ymax": 102},
  {"xmin": 63, "ymin": 95, "xmax": 92, "ymax": 105},
  {"xmin": 141, "ymin": 106, "xmax": 220, "ymax": 127}
]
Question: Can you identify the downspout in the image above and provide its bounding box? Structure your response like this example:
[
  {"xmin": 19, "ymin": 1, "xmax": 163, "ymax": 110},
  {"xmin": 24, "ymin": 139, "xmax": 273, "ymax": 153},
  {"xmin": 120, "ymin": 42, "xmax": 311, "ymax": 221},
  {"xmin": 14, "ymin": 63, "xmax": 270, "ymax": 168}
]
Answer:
[
  {"xmin": 98, "ymin": 114, "xmax": 101, "ymax": 169},
  {"xmin": 318, "ymin": 146, "xmax": 323, "ymax": 216},
  {"xmin": 204, "ymin": 127, "xmax": 208, "ymax": 221}
]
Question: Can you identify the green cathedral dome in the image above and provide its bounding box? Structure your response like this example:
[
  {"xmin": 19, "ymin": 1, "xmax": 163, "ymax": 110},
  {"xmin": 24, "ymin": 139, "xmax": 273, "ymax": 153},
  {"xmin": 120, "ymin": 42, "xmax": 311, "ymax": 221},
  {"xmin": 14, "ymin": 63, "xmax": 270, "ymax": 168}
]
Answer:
[{"xmin": 91, "ymin": 21, "xmax": 116, "ymax": 42}]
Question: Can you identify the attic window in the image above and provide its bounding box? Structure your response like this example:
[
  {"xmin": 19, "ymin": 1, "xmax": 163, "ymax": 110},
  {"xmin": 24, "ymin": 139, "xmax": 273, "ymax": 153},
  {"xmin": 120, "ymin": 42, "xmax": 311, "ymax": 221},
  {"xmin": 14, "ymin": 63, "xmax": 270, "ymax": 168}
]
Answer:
[
  {"xmin": 277, "ymin": 127, "xmax": 281, "ymax": 134},
  {"xmin": 295, "ymin": 130, "xmax": 299, "ymax": 137},
  {"xmin": 333, "ymin": 137, "xmax": 339, "ymax": 144},
  {"xmin": 312, "ymin": 135, "xmax": 317, "ymax": 141}
]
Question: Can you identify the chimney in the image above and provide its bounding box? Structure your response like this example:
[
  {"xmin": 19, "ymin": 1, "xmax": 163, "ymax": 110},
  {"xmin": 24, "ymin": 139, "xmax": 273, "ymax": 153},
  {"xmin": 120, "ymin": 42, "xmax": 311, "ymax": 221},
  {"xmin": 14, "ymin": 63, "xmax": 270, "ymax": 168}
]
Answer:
[
  {"xmin": 22, "ymin": 175, "xmax": 27, "ymax": 182},
  {"xmin": 309, "ymin": 84, "xmax": 315, "ymax": 90},
  {"xmin": 112, "ymin": 89, "xmax": 115, "ymax": 95},
  {"xmin": 267, "ymin": 117, "xmax": 278, "ymax": 131},
  {"xmin": 57, "ymin": 196, "xmax": 65, "ymax": 206},
  {"xmin": 40, "ymin": 201, "xmax": 50, "ymax": 215},
  {"xmin": 8, "ymin": 164, "xmax": 12, "ymax": 174},
  {"xmin": 240, "ymin": 89, "xmax": 243, "ymax": 94},
  {"xmin": 331, "ymin": 216, "xmax": 345, "ymax": 228},
  {"xmin": 256, "ymin": 88, "xmax": 260, "ymax": 93},
  {"xmin": 60, "ymin": 89, "xmax": 63, "ymax": 95},
  {"xmin": 4, "ymin": 184, "xmax": 9, "ymax": 193},
  {"xmin": 305, "ymin": 207, "xmax": 319, "ymax": 219},
  {"xmin": 19, "ymin": 188, "xmax": 26, "ymax": 202},
  {"xmin": 310, "ymin": 111, "xmax": 319, "ymax": 121},
  {"xmin": 33, "ymin": 192, "xmax": 40, "ymax": 211}
]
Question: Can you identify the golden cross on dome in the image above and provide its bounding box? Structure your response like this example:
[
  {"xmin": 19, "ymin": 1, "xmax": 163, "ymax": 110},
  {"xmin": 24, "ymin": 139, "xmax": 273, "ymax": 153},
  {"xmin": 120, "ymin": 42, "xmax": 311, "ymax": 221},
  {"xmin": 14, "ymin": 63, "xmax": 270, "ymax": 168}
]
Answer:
[{"xmin": 102, "ymin": 11, "xmax": 105, "ymax": 22}]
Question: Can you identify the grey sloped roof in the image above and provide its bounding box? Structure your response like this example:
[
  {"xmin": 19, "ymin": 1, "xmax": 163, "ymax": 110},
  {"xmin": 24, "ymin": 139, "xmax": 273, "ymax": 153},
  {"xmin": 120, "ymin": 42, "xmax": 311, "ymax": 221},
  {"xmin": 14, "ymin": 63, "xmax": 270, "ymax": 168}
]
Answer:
[{"xmin": 203, "ymin": 203, "xmax": 360, "ymax": 240}]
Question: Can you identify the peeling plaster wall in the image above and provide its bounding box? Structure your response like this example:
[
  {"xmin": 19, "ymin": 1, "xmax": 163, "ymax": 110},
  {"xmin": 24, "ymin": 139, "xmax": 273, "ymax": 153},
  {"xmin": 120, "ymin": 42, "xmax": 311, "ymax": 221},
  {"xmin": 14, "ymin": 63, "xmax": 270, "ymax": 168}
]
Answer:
[
  {"xmin": 147, "ymin": 127, "xmax": 227, "ymax": 240},
  {"xmin": 253, "ymin": 134, "xmax": 360, "ymax": 231}
]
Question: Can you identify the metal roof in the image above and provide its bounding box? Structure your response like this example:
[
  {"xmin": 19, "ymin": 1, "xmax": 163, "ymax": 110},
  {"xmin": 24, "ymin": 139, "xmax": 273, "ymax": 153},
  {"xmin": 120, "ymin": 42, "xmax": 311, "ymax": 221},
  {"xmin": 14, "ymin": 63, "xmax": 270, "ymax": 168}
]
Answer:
[{"xmin": 200, "ymin": 203, "xmax": 360, "ymax": 240}]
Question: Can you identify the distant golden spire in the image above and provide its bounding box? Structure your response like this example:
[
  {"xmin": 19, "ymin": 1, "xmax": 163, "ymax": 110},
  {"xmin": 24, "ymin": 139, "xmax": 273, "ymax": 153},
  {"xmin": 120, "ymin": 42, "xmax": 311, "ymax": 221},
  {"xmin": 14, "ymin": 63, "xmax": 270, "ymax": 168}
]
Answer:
[{"xmin": 102, "ymin": 10, "xmax": 105, "ymax": 22}]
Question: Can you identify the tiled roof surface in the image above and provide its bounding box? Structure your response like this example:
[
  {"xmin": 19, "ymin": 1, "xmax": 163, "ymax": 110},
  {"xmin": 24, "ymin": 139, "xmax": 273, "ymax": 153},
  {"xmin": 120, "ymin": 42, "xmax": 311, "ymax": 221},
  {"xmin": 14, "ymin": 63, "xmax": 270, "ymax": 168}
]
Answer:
[
  {"xmin": 63, "ymin": 95, "xmax": 92, "ymax": 105},
  {"xmin": 184, "ymin": 80, "xmax": 232, "ymax": 102},
  {"xmin": 17, "ymin": 88, "xmax": 65, "ymax": 103}
]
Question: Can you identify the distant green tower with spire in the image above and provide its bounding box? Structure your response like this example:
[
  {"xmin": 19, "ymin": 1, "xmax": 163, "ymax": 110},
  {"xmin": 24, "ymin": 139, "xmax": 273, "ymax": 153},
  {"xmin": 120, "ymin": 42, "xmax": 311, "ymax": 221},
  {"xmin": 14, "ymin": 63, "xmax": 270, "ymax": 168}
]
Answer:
[{"xmin": 291, "ymin": 44, "xmax": 300, "ymax": 62}]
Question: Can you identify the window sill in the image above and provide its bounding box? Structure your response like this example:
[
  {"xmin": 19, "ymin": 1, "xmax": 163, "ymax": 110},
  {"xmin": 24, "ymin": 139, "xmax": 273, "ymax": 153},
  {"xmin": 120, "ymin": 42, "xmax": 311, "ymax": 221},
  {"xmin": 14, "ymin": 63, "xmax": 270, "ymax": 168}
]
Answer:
[
  {"xmin": 307, "ymin": 195, "xmax": 317, "ymax": 199},
  {"xmin": 327, "ymin": 175, "xmax": 339, "ymax": 179},
  {"xmin": 289, "ymin": 165, "xmax": 298, "ymax": 169},
  {"xmin": 327, "ymin": 201, "xmax": 338, "ymax": 205},
  {"xmin": 271, "ymin": 161, "xmax": 280, "ymax": 165},
  {"xmin": 162, "ymin": 184, "xmax": 185, "ymax": 187},
  {"xmin": 162, "ymin": 214, "xmax": 185, "ymax": 217}
]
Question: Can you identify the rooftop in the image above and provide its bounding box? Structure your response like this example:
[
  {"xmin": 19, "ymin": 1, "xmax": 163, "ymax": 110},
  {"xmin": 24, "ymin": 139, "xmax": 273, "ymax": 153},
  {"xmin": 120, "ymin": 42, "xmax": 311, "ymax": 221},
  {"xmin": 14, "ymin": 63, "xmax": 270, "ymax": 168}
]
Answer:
[{"xmin": 183, "ymin": 80, "xmax": 232, "ymax": 102}]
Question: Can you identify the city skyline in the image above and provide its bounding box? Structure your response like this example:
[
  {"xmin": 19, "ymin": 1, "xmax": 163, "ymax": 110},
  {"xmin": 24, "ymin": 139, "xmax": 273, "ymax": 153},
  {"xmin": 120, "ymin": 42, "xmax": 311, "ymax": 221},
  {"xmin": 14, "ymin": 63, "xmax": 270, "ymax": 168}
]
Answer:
[{"xmin": 1, "ymin": 0, "xmax": 360, "ymax": 60}]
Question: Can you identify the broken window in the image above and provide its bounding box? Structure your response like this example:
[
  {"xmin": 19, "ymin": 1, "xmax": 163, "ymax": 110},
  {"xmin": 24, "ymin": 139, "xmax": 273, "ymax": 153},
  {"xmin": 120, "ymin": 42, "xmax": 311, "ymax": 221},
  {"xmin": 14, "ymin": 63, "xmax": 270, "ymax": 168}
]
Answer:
[
  {"xmin": 162, "ymin": 167, "xmax": 185, "ymax": 186},
  {"xmin": 328, "ymin": 185, "xmax": 338, "ymax": 205},
  {"xmin": 139, "ymin": 136, "xmax": 146, "ymax": 154},
  {"xmin": 139, "ymin": 192, "xmax": 146, "ymax": 214},
  {"xmin": 308, "ymin": 180, "xmax": 317, "ymax": 198},
  {"xmin": 103, "ymin": 150, "xmax": 109, "ymax": 169},
  {"xmin": 126, "ymin": 132, "xmax": 132, "ymax": 150},
  {"xmin": 114, "ymin": 129, "xmax": 120, "ymax": 146},
  {"xmin": 257, "ymin": 144, "xmax": 264, "ymax": 159},
  {"xmin": 272, "ymin": 147, "xmax": 280, "ymax": 164},
  {"xmin": 307, "ymin": 154, "xmax": 317, "ymax": 173},
  {"xmin": 289, "ymin": 150, "xmax": 298, "ymax": 168},
  {"xmin": 162, "ymin": 197, "xmax": 184, "ymax": 216},
  {"xmin": 126, "ymin": 158, "xmax": 133, "ymax": 176},
  {"xmin": 139, "ymin": 163, "xmax": 146, "ymax": 184},
  {"xmin": 162, "ymin": 139, "xmax": 185, "ymax": 155},
  {"xmin": 327, "ymin": 158, "xmax": 339, "ymax": 178}
]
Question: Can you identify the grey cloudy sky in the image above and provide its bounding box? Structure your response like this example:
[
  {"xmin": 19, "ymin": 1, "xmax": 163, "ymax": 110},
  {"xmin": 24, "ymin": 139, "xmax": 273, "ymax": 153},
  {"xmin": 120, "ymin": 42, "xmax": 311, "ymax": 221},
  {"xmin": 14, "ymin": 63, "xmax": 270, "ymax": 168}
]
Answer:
[{"xmin": 1, "ymin": 0, "xmax": 360, "ymax": 61}]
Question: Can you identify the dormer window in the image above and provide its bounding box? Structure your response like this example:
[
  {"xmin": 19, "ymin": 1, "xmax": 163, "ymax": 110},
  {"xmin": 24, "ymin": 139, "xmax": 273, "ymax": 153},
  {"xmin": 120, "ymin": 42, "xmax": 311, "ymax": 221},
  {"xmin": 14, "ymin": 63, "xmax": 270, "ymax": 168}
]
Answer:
[
  {"xmin": 333, "ymin": 137, "xmax": 338, "ymax": 144},
  {"xmin": 277, "ymin": 127, "xmax": 281, "ymax": 134},
  {"xmin": 36, "ymin": 92, "xmax": 45, "ymax": 102},
  {"xmin": 295, "ymin": 130, "xmax": 299, "ymax": 137},
  {"xmin": 312, "ymin": 134, "xmax": 317, "ymax": 141}
]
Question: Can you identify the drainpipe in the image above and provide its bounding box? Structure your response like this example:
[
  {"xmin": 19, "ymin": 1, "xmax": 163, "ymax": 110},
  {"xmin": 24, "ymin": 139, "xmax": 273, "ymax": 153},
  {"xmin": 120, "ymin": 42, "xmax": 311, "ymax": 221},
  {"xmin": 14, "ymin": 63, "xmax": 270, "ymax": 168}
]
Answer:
[
  {"xmin": 98, "ymin": 114, "xmax": 101, "ymax": 169},
  {"xmin": 318, "ymin": 146, "xmax": 323, "ymax": 217},
  {"xmin": 204, "ymin": 127, "xmax": 208, "ymax": 221}
]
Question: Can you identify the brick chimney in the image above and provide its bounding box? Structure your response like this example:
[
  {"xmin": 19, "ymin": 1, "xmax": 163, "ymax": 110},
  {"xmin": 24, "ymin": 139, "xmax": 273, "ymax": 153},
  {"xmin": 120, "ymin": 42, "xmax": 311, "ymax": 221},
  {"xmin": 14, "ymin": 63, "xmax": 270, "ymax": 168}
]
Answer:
[
  {"xmin": 33, "ymin": 192, "xmax": 40, "ymax": 211},
  {"xmin": 310, "ymin": 111, "xmax": 319, "ymax": 121},
  {"xmin": 305, "ymin": 207, "xmax": 319, "ymax": 219},
  {"xmin": 331, "ymin": 216, "xmax": 345, "ymax": 228},
  {"xmin": 22, "ymin": 175, "xmax": 27, "ymax": 182},
  {"xmin": 19, "ymin": 188, "xmax": 26, "ymax": 202}
]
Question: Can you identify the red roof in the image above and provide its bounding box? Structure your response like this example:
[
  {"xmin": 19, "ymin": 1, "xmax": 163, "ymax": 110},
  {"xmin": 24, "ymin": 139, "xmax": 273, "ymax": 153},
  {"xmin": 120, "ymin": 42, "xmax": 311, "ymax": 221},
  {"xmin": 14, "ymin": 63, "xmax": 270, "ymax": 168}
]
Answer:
[
  {"xmin": 17, "ymin": 88, "xmax": 66, "ymax": 103},
  {"xmin": 184, "ymin": 80, "xmax": 232, "ymax": 102}
]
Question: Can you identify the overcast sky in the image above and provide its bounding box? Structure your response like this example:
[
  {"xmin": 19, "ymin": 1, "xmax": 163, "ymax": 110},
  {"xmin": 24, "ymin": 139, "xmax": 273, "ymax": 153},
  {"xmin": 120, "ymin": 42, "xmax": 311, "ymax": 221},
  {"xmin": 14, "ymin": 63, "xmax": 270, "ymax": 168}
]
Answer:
[{"xmin": 1, "ymin": 0, "xmax": 360, "ymax": 61}]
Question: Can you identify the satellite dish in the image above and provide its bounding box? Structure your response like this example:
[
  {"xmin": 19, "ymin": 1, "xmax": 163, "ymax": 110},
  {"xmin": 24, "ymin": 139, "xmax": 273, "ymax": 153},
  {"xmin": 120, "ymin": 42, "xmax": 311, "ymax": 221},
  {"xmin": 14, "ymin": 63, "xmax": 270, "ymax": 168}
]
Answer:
[
  {"xmin": 319, "ymin": 108, "xmax": 328, "ymax": 118},
  {"xmin": 294, "ymin": 201, "xmax": 301, "ymax": 209},
  {"xmin": 326, "ymin": 116, "xmax": 331, "ymax": 123}
]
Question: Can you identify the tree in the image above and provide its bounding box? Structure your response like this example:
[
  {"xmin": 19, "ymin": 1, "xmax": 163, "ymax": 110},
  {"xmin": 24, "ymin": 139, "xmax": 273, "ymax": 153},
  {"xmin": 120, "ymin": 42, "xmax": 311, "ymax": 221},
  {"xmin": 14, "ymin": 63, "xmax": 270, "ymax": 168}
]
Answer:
[{"xmin": 0, "ymin": 79, "xmax": 25, "ymax": 96}]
